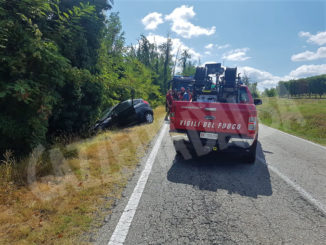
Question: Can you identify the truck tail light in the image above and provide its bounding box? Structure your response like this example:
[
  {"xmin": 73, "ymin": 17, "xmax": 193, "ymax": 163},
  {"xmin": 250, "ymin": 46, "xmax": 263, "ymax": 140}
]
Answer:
[
  {"xmin": 248, "ymin": 117, "xmax": 257, "ymax": 131},
  {"xmin": 143, "ymin": 100, "xmax": 149, "ymax": 105},
  {"xmin": 170, "ymin": 112, "xmax": 175, "ymax": 123},
  {"xmin": 248, "ymin": 124, "xmax": 256, "ymax": 131},
  {"xmin": 249, "ymin": 116, "xmax": 256, "ymax": 123},
  {"xmin": 170, "ymin": 104, "xmax": 176, "ymax": 123}
]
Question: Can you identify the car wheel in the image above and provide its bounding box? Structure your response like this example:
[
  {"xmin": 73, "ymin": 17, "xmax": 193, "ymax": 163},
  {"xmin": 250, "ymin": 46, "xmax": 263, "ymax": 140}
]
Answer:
[{"xmin": 144, "ymin": 112, "xmax": 154, "ymax": 123}]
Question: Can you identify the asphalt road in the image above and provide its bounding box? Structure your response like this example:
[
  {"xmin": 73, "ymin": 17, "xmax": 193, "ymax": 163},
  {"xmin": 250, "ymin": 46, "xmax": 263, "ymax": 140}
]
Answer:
[{"xmin": 96, "ymin": 123, "xmax": 326, "ymax": 245}]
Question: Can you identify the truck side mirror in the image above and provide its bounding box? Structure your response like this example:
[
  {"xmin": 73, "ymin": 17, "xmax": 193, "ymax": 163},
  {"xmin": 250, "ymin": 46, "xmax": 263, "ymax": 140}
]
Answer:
[{"xmin": 254, "ymin": 99, "xmax": 262, "ymax": 105}]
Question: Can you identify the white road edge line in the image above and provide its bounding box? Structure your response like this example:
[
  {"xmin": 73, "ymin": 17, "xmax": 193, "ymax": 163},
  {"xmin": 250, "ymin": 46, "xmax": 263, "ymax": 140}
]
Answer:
[
  {"xmin": 257, "ymin": 156, "xmax": 326, "ymax": 216},
  {"xmin": 108, "ymin": 123, "xmax": 168, "ymax": 245},
  {"xmin": 260, "ymin": 124, "xmax": 326, "ymax": 151}
]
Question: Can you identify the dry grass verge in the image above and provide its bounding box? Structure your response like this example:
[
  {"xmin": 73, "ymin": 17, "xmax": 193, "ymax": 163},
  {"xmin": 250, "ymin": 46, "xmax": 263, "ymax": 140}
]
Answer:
[{"xmin": 0, "ymin": 106, "xmax": 166, "ymax": 244}]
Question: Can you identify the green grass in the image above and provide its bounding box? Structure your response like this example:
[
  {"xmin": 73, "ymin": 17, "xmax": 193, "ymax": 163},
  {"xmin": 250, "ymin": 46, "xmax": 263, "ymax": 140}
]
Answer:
[{"xmin": 257, "ymin": 97, "xmax": 326, "ymax": 146}]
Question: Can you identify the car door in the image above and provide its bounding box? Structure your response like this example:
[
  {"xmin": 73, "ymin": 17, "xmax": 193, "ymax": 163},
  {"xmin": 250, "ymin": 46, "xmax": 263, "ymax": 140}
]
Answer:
[
  {"xmin": 115, "ymin": 100, "xmax": 136, "ymax": 126},
  {"xmin": 132, "ymin": 99, "xmax": 144, "ymax": 121}
]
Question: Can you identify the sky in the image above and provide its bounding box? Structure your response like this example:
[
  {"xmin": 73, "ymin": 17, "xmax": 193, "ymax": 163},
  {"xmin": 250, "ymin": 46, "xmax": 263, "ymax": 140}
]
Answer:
[{"xmin": 109, "ymin": 0, "xmax": 326, "ymax": 90}]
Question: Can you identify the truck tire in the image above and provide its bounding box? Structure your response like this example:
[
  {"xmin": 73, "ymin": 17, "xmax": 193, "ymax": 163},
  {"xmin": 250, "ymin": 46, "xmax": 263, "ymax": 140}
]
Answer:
[
  {"xmin": 173, "ymin": 138, "xmax": 193, "ymax": 160},
  {"xmin": 175, "ymin": 150, "xmax": 185, "ymax": 160},
  {"xmin": 243, "ymin": 138, "xmax": 257, "ymax": 164}
]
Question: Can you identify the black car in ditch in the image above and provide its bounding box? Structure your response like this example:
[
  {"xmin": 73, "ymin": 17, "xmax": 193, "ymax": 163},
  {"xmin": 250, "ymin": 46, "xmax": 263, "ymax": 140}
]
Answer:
[{"xmin": 93, "ymin": 99, "xmax": 154, "ymax": 131}]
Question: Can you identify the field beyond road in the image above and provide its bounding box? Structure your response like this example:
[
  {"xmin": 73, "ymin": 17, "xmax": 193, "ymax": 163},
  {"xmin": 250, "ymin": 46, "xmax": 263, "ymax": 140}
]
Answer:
[
  {"xmin": 257, "ymin": 97, "xmax": 326, "ymax": 146},
  {"xmin": 0, "ymin": 107, "xmax": 165, "ymax": 244}
]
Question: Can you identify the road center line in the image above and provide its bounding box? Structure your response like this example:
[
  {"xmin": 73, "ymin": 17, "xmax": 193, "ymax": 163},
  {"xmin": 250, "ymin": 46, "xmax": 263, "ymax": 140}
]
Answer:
[
  {"xmin": 257, "ymin": 156, "xmax": 326, "ymax": 216},
  {"xmin": 108, "ymin": 123, "xmax": 168, "ymax": 245}
]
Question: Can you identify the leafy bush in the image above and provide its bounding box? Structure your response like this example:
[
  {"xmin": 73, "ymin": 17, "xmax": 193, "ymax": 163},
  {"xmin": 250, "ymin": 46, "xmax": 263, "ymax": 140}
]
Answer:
[
  {"xmin": 48, "ymin": 68, "xmax": 103, "ymax": 136},
  {"xmin": 0, "ymin": 0, "xmax": 69, "ymax": 155}
]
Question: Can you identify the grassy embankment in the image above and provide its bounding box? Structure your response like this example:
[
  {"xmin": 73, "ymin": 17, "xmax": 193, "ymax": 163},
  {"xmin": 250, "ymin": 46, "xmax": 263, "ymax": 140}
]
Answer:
[
  {"xmin": 0, "ymin": 106, "xmax": 166, "ymax": 244},
  {"xmin": 257, "ymin": 97, "xmax": 326, "ymax": 146}
]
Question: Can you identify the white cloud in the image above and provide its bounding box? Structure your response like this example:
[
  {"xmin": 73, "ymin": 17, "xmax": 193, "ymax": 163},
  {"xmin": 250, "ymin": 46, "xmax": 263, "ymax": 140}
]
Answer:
[
  {"xmin": 238, "ymin": 64, "xmax": 326, "ymax": 91},
  {"xmin": 238, "ymin": 66, "xmax": 285, "ymax": 90},
  {"xmin": 142, "ymin": 12, "xmax": 164, "ymax": 30},
  {"xmin": 216, "ymin": 44, "xmax": 230, "ymax": 49},
  {"xmin": 165, "ymin": 5, "xmax": 216, "ymax": 39},
  {"xmin": 205, "ymin": 44, "xmax": 214, "ymax": 49},
  {"xmin": 289, "ymin": 64, "xmax": 326, "ymax": 78},
  {"xmin": 204, "ymin": 51, "xmax": 211, "ymax": 56},
  {"xmin": 299, "ymin": 31, "xmax": 311, "ymax": 38},
  {"xmin": 299, "ymin": 31, "xmax": 326, "ymax": 46},
  {"xmin": 205, "ymin": 43, "xmax": 230, "ymax": 51},
  {"xmin": 291, "ymin": 47, "xmax": 326, "ymax": 61},
  {"xmin": 146, "ymin": 34, "xmax": 201, "ymax": 74},
  {"xmin": 146, "ymin": 34, "xmax": 201, "ymax": 61},
  {"xmin": 222, "ymin": 48, "xmax": 251, "ymax": 61}
]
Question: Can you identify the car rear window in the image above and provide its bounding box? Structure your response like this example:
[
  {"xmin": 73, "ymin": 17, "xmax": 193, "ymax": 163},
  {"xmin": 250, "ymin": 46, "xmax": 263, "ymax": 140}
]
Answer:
[
  {"xmin": 114, "ymin": 101, "xmax": 132, "ymax": 114},
  {"xmin": 133, "ymin": 99, "xmax": 142, "ymax": 105}
]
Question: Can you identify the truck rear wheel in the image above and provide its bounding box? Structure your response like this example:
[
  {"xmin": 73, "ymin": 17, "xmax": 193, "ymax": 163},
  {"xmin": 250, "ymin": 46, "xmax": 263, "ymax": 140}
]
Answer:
[{"xmin": 243, "ymin": 138, "xmax": 257, "ymax": 164}]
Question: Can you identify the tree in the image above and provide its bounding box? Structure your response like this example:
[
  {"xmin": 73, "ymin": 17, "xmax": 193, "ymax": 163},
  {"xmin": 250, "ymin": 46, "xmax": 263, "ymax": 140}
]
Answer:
[
  {"xmin": 137, "ymin": 35, "xmax": 151, "ymax": 67},
  {"xmin": 0, "ymin": 2, "xmax": 166, "ymax": 157},
  {"xmin": 53, "ymin": 1, "xmax": 112, "ymax": 73},
  {"xmin": 159, "ymin": 36, "xmax": 173, "ymax": 93},
  {"xmin": 277, "ymin": 81, "xmax": 289, "ymax": 98},
  {"xmin": 47, "ymin": 3, "xmax": 115, "ymax": 136},
  {"xmin": 241, "ymin": 74, "xmax": 260, "ymax": 98},
  {"xmin": 263, "ymin": 88, "xmax": 277, "ymax": 97},
  {"xmin": 102, "ymin": 12, "xmax": 125, "ymax": 57},
  {"xmin": 249, "ymin": 83, "xmax": 260, "ymax": 98},
  {"xmin": 242, "ymin": 74, "xmax": 250, "ymax": 86},
  {"xmin": 276, "ymin": 74, "xmax": 326, "ymax": 99},
  {"xmin": 0, "ymin": 0, "xmax": 69, "ymax": 155},
  {"xmin": 182, "ymin": 61, "xmax": 196, "ymax": 76},
  {"xmin": 179, "ymin": 49, "xmax": 191, "ymax": 75}
]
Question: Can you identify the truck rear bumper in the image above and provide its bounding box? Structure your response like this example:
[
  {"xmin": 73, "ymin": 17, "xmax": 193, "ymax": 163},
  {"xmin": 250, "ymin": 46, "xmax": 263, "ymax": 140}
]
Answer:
[{"xmin": 170, "ymin": 130, "xmax": 256, "ymax": 152}]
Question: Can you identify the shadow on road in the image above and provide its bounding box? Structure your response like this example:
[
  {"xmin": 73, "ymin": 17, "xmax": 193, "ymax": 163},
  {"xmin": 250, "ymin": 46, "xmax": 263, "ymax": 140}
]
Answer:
[{"xmin": 167, "ymin": 141, "xmax": 272, "ymax": 198}]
